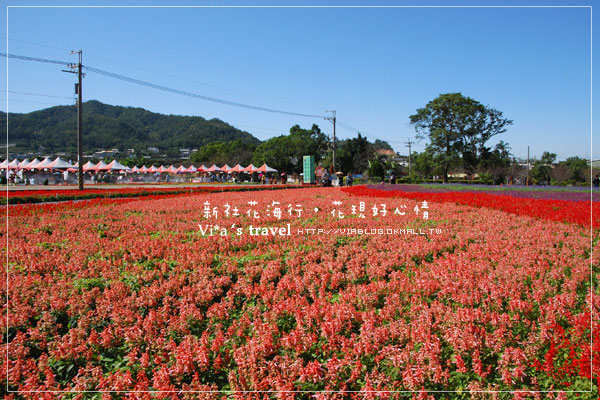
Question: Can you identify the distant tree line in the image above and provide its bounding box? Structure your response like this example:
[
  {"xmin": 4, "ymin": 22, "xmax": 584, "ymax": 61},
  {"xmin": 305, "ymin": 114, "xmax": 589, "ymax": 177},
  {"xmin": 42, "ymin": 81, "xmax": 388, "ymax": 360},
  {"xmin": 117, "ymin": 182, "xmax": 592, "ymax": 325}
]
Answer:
[
  {"xmin": 190, "ymin": 125, "xmax": 399, "ymax": 178},
  {"xmin": 1, "ymin": 100, "xmax": 258, "ymax": 155},
  {"xmin": 5, "ymin": 97, "xmax": 590, "ymax": 185},
  {"xmin": 406, "ymin": 93, "xmax": 590, "ymax": 185}
]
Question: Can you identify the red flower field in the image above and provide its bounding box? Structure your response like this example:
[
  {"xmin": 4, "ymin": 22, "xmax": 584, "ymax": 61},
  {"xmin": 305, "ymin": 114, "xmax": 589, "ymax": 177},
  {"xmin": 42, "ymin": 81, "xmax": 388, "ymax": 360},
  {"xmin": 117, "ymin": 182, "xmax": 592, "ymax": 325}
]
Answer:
[{"xmin": 1, "ymin": 186, "xmax": 598, "ymax": 399}]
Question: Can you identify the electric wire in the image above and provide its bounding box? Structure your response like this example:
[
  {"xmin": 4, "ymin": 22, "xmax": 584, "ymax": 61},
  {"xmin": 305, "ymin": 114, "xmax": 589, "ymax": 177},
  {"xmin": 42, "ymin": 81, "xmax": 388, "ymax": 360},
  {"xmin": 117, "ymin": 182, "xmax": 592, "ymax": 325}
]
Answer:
[
  {"xmin": 1, "ymin": 36, "xmax": 324, "ymax": 112},
  {"xmin": 82, "ymin": 65, "xmax": 326, "ymax": 119},
  {"xmin": 2, "ymin": 52, "xmax": 416, "ymax": 149},
  {"xmin": 2, "ymin": 98, "xmax": 72, "ymax": 106},
  {"xmin": 1, "ymin": 52, "xmax": 70, "ymax": 66},
  {"xmin": 1, "ymin": 52, "xmax": 326, "ymax": 119},
  {"xmin": 2, "ymin": 90, "xmax": 74, "ymax": 99}
]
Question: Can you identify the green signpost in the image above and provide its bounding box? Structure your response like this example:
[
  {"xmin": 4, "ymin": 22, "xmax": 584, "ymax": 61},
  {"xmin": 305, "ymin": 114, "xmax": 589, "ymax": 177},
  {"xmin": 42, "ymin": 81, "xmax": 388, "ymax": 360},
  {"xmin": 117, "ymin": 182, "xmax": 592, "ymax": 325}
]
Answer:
[{"xmin": 303, "ymin": 155, "xmax": 315, "ymax": 184}]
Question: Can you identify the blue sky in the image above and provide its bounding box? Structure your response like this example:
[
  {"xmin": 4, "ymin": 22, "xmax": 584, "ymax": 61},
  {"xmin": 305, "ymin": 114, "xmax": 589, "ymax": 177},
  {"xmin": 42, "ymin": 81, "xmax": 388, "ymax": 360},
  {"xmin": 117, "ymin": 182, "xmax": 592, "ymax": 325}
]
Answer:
[{"xmin": 0, "ymin": 1, "xmax": 595, "ymax": 161}]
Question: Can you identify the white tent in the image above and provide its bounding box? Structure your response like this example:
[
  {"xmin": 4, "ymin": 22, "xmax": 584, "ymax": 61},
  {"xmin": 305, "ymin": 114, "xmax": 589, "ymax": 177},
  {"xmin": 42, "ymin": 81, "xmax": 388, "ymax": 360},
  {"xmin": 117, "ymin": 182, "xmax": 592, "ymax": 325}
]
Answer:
[
  {"xmin": 242, "ymin": 164, "xmax": 258, "ymax": 173},
  {"xmin": 67, "ymin": 163, "xmax": 78, "ymax": 173},
  {"xmin": 205, "ymin": 164, "xmax": 221, "ymax": 172},
  {"xmin": 18, "ymin": 159, "xmax": 31, "ymax": 170},
  {"xmin": 257, "ymin": 163, "xmax": 278, "ymax": 173},
  {"xmin": 94, "ymin": 161, "xmax": 109, "ymax": 171},
  {"xmin": 82, "ymin": 161, "xmax": 97, "ymax": 172},
  {"xmin": 34, "ymin": 157, "xmax": 53, "ymax": 170},
  {"xmin": 23, "ymin": 158, "xmax": 41, "ymax": 171},
  {"xmin": 8, "ymin": 159, "xmax": 19, "ymax": 170},
  {"xmin": 49, "ymin": 157, "xmax": 75, "ymax": 170},
  {"xmin": 104, "ymin": 160, "xmax": 129, "ymax": 171}
]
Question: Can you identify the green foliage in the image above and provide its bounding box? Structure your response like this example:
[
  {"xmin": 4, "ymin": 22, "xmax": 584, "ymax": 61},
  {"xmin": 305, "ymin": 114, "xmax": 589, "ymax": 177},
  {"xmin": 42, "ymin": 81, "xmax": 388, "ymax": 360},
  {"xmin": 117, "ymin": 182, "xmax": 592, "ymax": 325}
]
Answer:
[
  {"xmin": 365, "ymin": 152, "xmax": 401, "ymax": 179},
  {"xmin": 366, "ymin": 154, "xmax": 386, "ymax": 180},
  {"xmin": 563, "ymin": 156, "xmax": 588, "ymax": 182},
  {"xmin": 531, "ymin": 151, "xmax": 557, "ymax": 185},
  {"xmin": 412, "ymin": 149, "xmax": 439, "ymax": 178},
  {"xmin": 275, "ymin": 312, "xmax": 296, "ymax": 334},
  {"xmin": 372, "ymin": 139, "xmax": 393, "ymax": 151},
  {"xmin": 335, "ymin": 133, "xmax": 373, "ymax": 174},
  {"xmin": 409, "ymin": 92, "xmax": 512, "ymax": 182},
  {"xmin": 478, "ymin": 141, "xmax": 513, "ymax": 184},
  {"xmin": 252, "ymin": 124, "xmax": 328, "ymax": 174},
  {"xmin": 191, "ymin": 139, "xmax": 256, "ymax": 166},
  {"xmin": 72, "ymin": 277, "xmax": 107, "ymax": 293},
  {"xmin": 1, "ymin": 100, "xmax": 259, "ymax": 154},
  {"xmin": 119, "ymin": 155, "xmax": 145, "ymax": 168},
  {"xmin": 478, "ymin": 172, "xmax": 493, "ymax": 185}
]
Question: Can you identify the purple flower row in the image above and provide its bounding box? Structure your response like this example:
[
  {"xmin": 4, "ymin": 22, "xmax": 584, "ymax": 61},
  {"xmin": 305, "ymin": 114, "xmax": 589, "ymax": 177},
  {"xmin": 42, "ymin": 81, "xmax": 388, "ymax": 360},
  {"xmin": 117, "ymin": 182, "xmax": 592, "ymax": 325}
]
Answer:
[{"xmin": 367, "ymin": 184, "xmax": 600, "ymax": 202}]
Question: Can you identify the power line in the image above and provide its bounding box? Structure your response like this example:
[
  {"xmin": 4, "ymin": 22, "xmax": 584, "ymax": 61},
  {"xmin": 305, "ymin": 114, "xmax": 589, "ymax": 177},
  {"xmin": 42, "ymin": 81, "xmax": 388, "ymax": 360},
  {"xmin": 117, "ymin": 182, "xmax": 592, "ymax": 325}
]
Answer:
[
  {"xmin": 1, "ymin": 52, "xmax": 326, "ymax": 120},
  {"xmin": 0, "ymin": 36, "xmax": 71, "ymax": 53},
  {"xmin": 1, "ymin": 98, "xmax": 73, "ymax": 106},
  {"xmin": 1, "ymin": 52, "xmax": 69, "ymax": 66},
  {"xmin": 3, "ymin": 51, "xmax": 422, "ymax": 147},
  {"xmin": 336, "ymin": 119, "xmax": 419, "ymax": 147},
  {"xmin": 2, "ymin": 90, "xmax": 74, "ymax": 99},
  {"xmin": 83, "ymin": 65, "xmax": 327, "ymax": 119},
  {"xmin": 1, "ymin": 36, "xmax": 324, "ymax": 112},
  {"xmin": 337, "ymin": 119, "xmax": 402, "ymax": 145},
  {"xmin": 232, "ymin": 123, "xmax": 289, "ymax": 133}
]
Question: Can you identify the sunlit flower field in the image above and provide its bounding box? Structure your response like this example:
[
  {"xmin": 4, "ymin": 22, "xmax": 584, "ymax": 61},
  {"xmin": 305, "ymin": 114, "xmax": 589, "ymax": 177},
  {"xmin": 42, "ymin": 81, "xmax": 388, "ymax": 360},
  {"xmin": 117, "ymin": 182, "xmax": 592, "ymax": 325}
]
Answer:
[{"xmin": 2, "ymin": 186, "xmax": 598, "ymax": 399}]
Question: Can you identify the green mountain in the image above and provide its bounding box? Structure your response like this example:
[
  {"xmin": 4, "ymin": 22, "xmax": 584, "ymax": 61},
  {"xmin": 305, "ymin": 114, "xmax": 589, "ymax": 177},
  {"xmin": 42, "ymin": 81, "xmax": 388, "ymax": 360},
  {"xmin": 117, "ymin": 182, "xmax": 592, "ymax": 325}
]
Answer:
[{"xmin": 1, "ymin": 100, "xmax": 260, "ymax": 154}]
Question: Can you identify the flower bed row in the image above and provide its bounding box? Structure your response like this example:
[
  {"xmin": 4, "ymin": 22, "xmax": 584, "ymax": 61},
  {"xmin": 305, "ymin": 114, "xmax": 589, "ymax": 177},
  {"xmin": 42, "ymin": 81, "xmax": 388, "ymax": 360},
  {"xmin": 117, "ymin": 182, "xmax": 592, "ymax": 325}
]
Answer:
[
  {"xmin": 368, "ymin": 184, "xmax": 600, "ymax": 202},
  {"xmin": 345, "ymin": 185, "xmax": 600, "ymax": 229},
  {"xmin": 1, "ymin": 185, "xmax": 302, "ymax": 205}
]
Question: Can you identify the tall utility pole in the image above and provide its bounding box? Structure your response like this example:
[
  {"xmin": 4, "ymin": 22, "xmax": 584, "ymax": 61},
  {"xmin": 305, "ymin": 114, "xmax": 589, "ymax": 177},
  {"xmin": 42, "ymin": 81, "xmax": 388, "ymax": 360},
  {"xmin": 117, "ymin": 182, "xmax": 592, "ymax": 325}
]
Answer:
[
  {"xmin": 405, "ymin": 139, "xmax": 414, "ymax": 174},
  {"xmin": 63, "ymin": 50, "xmax": 84, "ymax": 190},
  {"xmin": 325, "ymin": 110, "xmax": 336, "ymax": 172},
  {"xmin": 526, "ymin": 145, "xmax": 530, "ymax": 186}
]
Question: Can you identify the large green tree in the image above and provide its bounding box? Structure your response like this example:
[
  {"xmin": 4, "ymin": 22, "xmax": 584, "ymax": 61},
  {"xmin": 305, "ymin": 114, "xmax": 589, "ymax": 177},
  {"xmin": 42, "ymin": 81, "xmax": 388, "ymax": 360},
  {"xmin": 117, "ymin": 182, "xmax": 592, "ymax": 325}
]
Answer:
[
  {"xmin": 192, "ymin": 139, "xmax": 255, "ymax": 166},
  {"xmin": 409, "ymin": 93, "xmax": 512, "ymax": 183},
  {"xmin": 252, "ymin": 124, "xmax": 328, "ymax": 174},
  {"xmin": 563, "ymin": 156, "xmax": 588, "ymax": 182},
  {"xmin": 480, "ymin": 140, "xmax": 513, "ymax": 184},
  {"xmin": 412, "ymin": 148, "xmax": 439, "ymax": 179},
  {"xmin": 531, "ymin": 151, "xmax": 557, "ymax": 185},
  {"xmin": 335, "ymin": 133, "xmax": 372, "ymax": 174}
]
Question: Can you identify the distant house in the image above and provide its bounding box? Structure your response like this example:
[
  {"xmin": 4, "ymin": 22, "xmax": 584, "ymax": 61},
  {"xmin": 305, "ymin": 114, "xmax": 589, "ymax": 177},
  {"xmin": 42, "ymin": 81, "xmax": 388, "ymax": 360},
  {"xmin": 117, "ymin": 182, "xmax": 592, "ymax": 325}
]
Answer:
[
  {"xmin": 588, "ymin": 160, "xmax": 600, "ymax": 169},
  {"xmin": 180, "ymin": 148, "xmax": 191, "ymax": 160},
  {"xmin": 147, "ymin": 146, "xmax": 159, "ymax": 153},
  {"xmin": 93, "ymin": 149, "xmax": 119, "ymax": 159}
]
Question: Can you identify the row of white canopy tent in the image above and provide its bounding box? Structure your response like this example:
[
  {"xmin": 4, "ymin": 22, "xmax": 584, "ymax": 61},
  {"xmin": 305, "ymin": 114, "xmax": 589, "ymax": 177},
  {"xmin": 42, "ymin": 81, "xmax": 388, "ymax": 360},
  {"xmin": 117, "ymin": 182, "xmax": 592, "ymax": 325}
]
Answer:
[
  {"xmin": 129, "ymin": 163, "xmax": 278, "ymax": 174},
  {"xmin": 0, "ymin": 157, "xmax": 131, "ymax": 172},
  {"xmin": 1, "ymin": 158, "xmax": 278, "ymax": 173}
]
